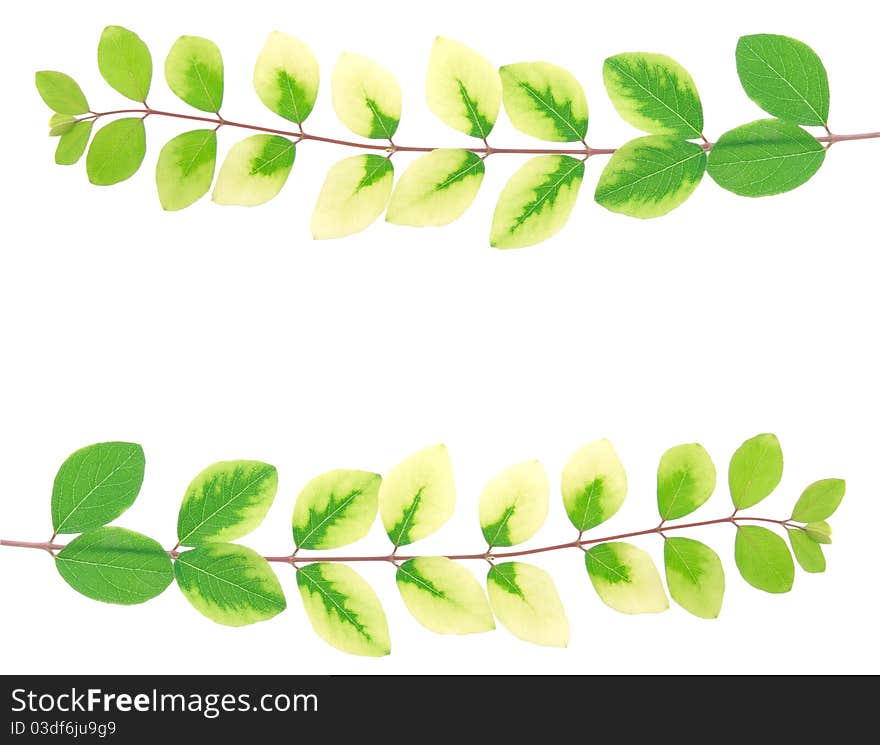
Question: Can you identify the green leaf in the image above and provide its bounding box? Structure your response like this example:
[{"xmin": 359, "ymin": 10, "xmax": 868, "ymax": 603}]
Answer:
[
  {"xmin": 86, "ymin": 118, "xmax": 147, "ymax": 186},
  {"xmin": 584, "ymin": 542, "xmax": 668, "ymax": 614},
  {"xmin": 296, "ymin": 562, "xmax": 390, "ymax": 657},
  {"xmin": 735, "ymin": 34, "xmax": 829, "ymax": 127},
  {"xmin": 97, "ymin": 26, "xmax": 152, "ymax": 102},
  {"xmin": 426, "ymin": 37, "xmax": 501, "ymax": 138},
  {"xmin": 561, "ymin": 439, "xmax": 627, "ymax": 533},
  {"xmin": 155, "ymin": 129, "xmax": 217, "ymax": 211},
  {"xmin": 212, "ymin": 134, "xmax": 296, "ymax": 206},
  {"xmin": 499, "ymin": 62, "xmax": 588, "ymax": 142},
  {"xmin": 664, "ymin": 537, "xmax": 724, "ymax": 619},
  {"xmin": 490, "ymin": 154, "xmax": 584, "ymax": 249},
  {"xmin": 51, "ymin": 442, "xmax": 145, "ymax": 534},
  {"xmin": 657, "ymin": 443, "xmax": 716, "ymax": 520},
  {"xmin": 788, "ymin": 528, "xmax": 826, "ymax": 573},
  {"xmin": 595, "ymin": 136, "xmax": 706, "ymax": 219},
  {"xmin": 55, "ymin": 527, "xmax": 172, "ymax": 605},
  {"xmin": 176, "ymin": 460, "xmax": 278, "ymax": 547},
  {"xmin": 735, "ymin": 525, "xmax": 794, "ymax": 593},
  {"xmin": 603, "ymin": 52, "xmax": 703, "ymax": 139},
  {"xmin": 174, "ymin": 543, "xmax": 286, "ymax": 626},
  {"xmin": 332, "ymin": 53, "xmax": 401, "ymax": 139},
  {"xmin": 55, "ymin": 121, "xmax": 93, "ymax": 166},
  {"xmin": 479, "ymin": 460, "xmax": 549, "ymax": 547},
  {"xmin": 804, "ymin": 521, "xmax": 832, "ymax": 544},
  {"xmin": 165, "ymin": 35, "xmax": 224, "ymax": 113},
  {"xmin": 311, "ymin": 154, "xmax": 394, "ymax": 239},
  {"xmin": 35, "ymin": 71, "xmax": 89, "ymax": 114},
  {"xmin": 379, "ymin": 444, "xmax": 455, "ymax": 547},
  {"xmin": 707, "ymin": 119, "xmax": 825, "ymax": 197},
  {"xmin": 386, "ymin": 149, "xmax": 485, "ymax": 227},
  {"xmin": 791, "ymin": 478, "xmax": 845, "ymax": 522},
  {"xmin": 728, "ymin": 433, "xmax": 783, "ymax": 510},
  {"xmin": 486, "ymin": 562, "xmax": 569, "ymax": 647},
  {"xmin": 49, "ymin": 113, "xmax": 77, "ymax": 136},
  {"xmin": 253, "ymin": 31, "xmax": 319, "ymax": 124},
  {"xmin": 396, "ymin": 557, "xmax": 494, "ymax": 635},
  {"xmin": 293, "ymin": 469, "xmax": 381, "ymax": 550}
]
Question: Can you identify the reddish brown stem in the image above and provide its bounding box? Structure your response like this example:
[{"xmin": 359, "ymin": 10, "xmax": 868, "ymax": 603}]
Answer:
[
  {"xmin": 1, "ymin": 515, "xmax": 798, "ymax": 565},
  {"xmin": 81, "ymin": 108, "xmax": 880, "ymax": 158}
]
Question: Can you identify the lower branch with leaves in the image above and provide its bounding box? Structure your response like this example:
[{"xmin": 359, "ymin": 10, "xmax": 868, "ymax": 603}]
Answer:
[
  {"xmin": 1, "ymin": 434, "xmax": 844, "ymax": 656},
  {"xmin": 37, "ymin": 27, "xmax": 878, "ymax": 248}
]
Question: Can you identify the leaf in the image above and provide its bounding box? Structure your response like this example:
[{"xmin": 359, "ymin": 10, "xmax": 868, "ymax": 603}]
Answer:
[
  {"xmin": 584, "ymin": 542, "xmax": 668, "ymax": 614},
  {"xmin": 561, "ymin": 439, "xmax": 627, "ymax": 533},
  {"xmin": 35, "ymin": 71, "xmax": 89, "ymax": 114},
  {"xmin": 253, "ymin": 31, "xmax": 319, "ymax": 124},
  {"xmin": 97, "ymin": 26, "xmax": 152, "ymax": 102},
  {"xmin": 293, "ymin": 469, "xmax": 381, "ymax": 549},
  {"xmin": 788, "ymin": 528, "xmax": 825, "ymax": 573},
  {"xmin": 176, "ymin": 460, "xmax": 278, "ymax": 547},
  {"xmin": 656, "ymin": 442, "xmax": 716, "ymax": 520},
  {"xmin": 595, "ymin": 136, "xmax": 706, "ymax": 219},
  {"xmin": 791, "ymin": 478, "xmax": 845, "ymax": 522},
  {"xmin": 602, "ymin": 52, "xmax": 704, "ymax": 139},
  {"xmin": 155, "ymin": 129, "xmax": 217, "ymax": 211},
  {"xmin": 55, "ymin": 121, "xmax": 93, "ymax": 166},
  {"xmin": 490, "ymin": 154, "xmax": 584, "ymax": 249},
  {"xmin": 386, "ymin": 149, "xmax": 484, "ymax": 227},
  {"xmin": 311, "ymin": 154, "xmax": 394, "ymax": 239},
  {"xmin": 379, "ymin": 444, "xmax": 455, "ymax": 547},
  {"xmin": 499, "ymin": 62, "xmax": 588, "ymax": 142},
  {"xmin": 486, "ymin": 562, "xmax": 569, "ymax": 647},
  {"xmin": 165, "ymin": 35, "xmax": 224, "ymax": 113},
  {"xmin": 212, "ymin": 134, "xmax": 296, "ymax": 206},
  {"xmin": 804, "ymin": 521, "xmax": 832, "ymax": 544},
  {"xmin": 296, "ymin": 562, "xmax": 390, "ymax": 657},
  {"xmin": 426, "ymin": 37, "xmax": 501, "ymax": 139},
  {"xmin": 174, "ymin": 543, "xmax": 286, "ymax": 626},
  {"xmin": 49, "ymin": 113, "xmax": 77, "ymax": 136},
  {"xmin": 51, "ymin": 442, "xmax": 145, "ymax": 534},
  {"xmin": 332, "ymin": 53, "xmax": 401, "ymax": 139},
  {"xmin": 55, "ymin": 527, "xmax": 172, "ymax": 605},
  {"xmin": 734, "ymin": 525, "xmax": 794, "ymax": 593},
  {"xmin": 735, "ymin": 34, "xmax": 829, "ymax": 127},
  {"xmin": 86, "ymin": 118, "xmax": 147, "ymax": 186},
  {"xmin": 396, "ymin": 557, "xmax": 494, "ymax": 634},
  {"xmin": 728, "ymin": 433, "xmax": 783, "ymax": 510},
  {"xmin": 663, "ymin": 537, "xmax": 724, "ymax": 619},
  {"xmin": 479, "ymin": 460, "xmax": 549, "ymax": 547},
  {"xmin": 707, "ymin": 119, "xmax": 825, "ymax": 197}
]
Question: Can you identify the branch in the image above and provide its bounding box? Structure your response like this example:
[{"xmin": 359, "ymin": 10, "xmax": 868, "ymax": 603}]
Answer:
[{"xmin": 0, "ymin": 514, "xmax": 801, "ymax": 564}]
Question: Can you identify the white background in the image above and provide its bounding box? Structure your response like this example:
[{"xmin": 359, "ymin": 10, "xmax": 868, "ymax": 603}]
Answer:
[{"xmin": 1, "ymin": 0, "xmax": 878, "ymax": 675}]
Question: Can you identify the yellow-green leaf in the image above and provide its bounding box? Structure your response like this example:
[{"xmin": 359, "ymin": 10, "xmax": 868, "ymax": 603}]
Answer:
[
  {"xmin": 490, "ymin": 154, "xmax": 584, "ymax": 249},
  {"xmin": 487, "ymin": 562, "xmax": 569, "ymax": 647},
  {"xmin": 332, "ymin": 53, "xmax": 401, "ymax": 139},
  {"xmin": 804, "ymin": 520, "xmax": 832, "ymax": 544},
  {"xmin": 728, "ymin": 433, "xmax": 783, "ymax": 510},
  {"xmin": 657, "ymin": 443, "xmax": 716, "ymax": 520},
  {"xmin": 499, "ymin": 62, "xmax": 588, "ymax": 142},
  {"xmin": 86, "ymin": 118, "xmax": 146, "ymax": 186},
  {"xmin": 791, "ymin": 478, "xmax": 845, "ymax": 522},
  {"xmin": 311, "ymin": 154, "xmax": 394, "ymax": 239},
  {"xmin": 562, "ymin": 439, "xmax": 627, "ymax": 533},
  {"xmin": 396, "ymin": 557, "xmax": 494, "ymax": 635},
  {"xmin": 735, "ymin": 525, "xmax": 794, "ymax": 593},
  {"xmin": 156, "ymin": 129, "xmax": 217, "ymax": 211},
  {"xmin": 479, "ymin": 460, "xmax": 549, "ymax": 547},
  {"xmin": 35, "ymin": 71, "xmax": 89, "ymax": 114},
  {"xmin": 426, "ymin": 37, "xmax": 500, "ymax": 138},
  {"xmin": 386, "ymin": 149, "xmax": 484, "ymax": 227},
  {"xmin": 664, "ymin": 537, "xmax": 724, "ymax": 619},
  {"xmin": 165, "ymin": 36, "xmax": 224, "ymax": 113},
  {"xmin": 55, "ymin": 121, "xmax": 93, "ymax": 165},
  {"xmin": 585, "ymin": 542, "xmax": 668, "ymax": 614},
  {"xmin": 212, "ymin": 134, "xmax": 296, "ymax": 206},
  {"xmin": 296, "ymin": 562, "xmax": 390, "ymax": 657},
  {"xmin": 253, "ymin": 32, "xmax": 319, "ymax": 123},
  {"xmin": 292, "ymin": 469, "xmax": 381, "ymax": 550},
  {"xmin": 788, "ymin": 528, "xmax": 825, "ymax": 573},
  {"xmin": 379, "ymin": 445, "xmax": 455, "ymax": 547},
  {"xmin": 97, "ymin": 26, "xmax": 152, "ymax": 102}
]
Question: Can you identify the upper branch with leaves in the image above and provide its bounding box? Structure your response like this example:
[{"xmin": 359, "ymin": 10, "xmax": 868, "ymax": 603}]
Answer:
[
  {"xmin": 1, "ymin": 434, "xmax": 845, "ymax": 656},
  {"xmin": 37, "ymin": 28, "xmax": 878, "ymax": 248}
]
